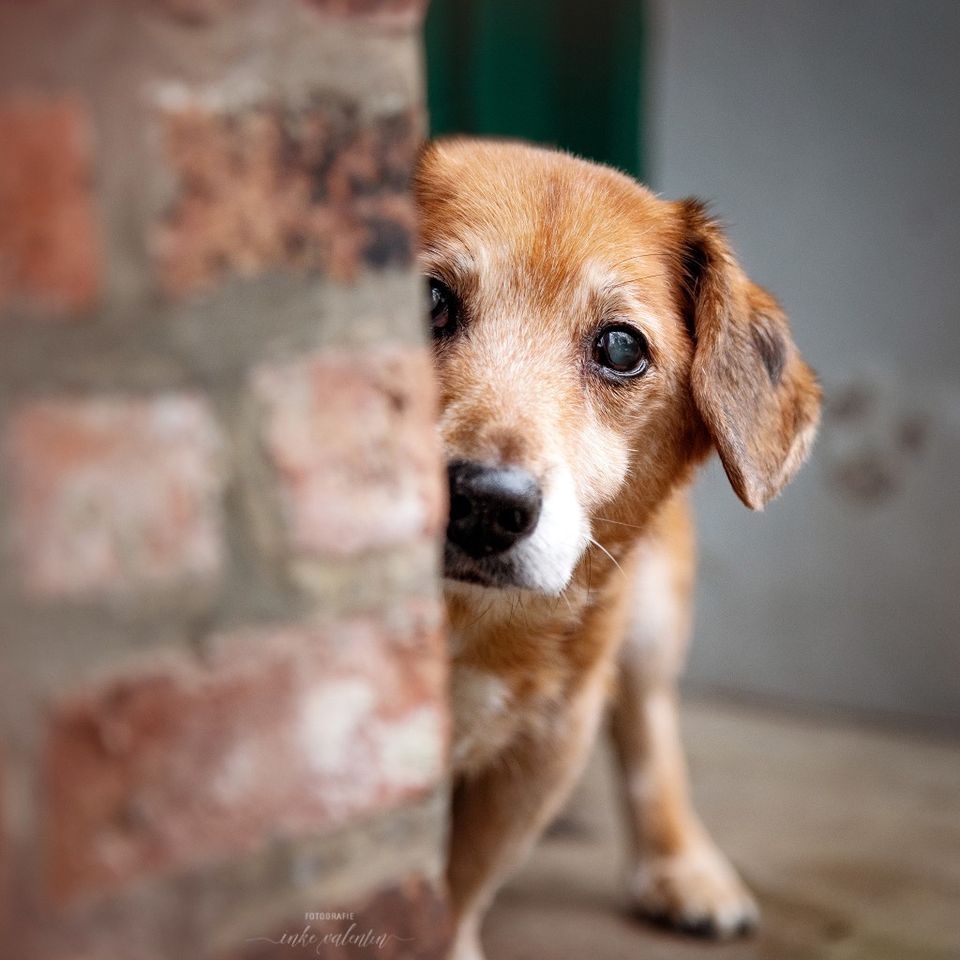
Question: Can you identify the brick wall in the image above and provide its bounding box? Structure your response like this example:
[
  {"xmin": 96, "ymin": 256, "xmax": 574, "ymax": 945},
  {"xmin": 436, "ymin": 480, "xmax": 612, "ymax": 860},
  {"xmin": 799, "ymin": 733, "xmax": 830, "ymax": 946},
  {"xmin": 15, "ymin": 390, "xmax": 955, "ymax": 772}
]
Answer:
[{"xmin": 0, "ymin": 2, "xmax": 449, "ymax": 958}]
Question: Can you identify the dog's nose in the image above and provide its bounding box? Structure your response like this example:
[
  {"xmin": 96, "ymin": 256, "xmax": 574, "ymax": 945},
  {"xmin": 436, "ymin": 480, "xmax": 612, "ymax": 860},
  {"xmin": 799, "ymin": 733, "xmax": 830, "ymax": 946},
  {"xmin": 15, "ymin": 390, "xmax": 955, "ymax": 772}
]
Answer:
[{"xmin": 447, "ymin": 461, "xmax": 543, "ymax": 558}]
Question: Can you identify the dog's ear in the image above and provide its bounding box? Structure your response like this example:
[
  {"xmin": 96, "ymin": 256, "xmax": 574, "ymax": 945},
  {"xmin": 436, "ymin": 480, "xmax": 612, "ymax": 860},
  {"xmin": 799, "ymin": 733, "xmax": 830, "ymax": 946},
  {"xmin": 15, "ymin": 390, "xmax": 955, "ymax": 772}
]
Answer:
[{"xmin": 677, "ymin": 199, "xmax": 821, "ymax": 509}]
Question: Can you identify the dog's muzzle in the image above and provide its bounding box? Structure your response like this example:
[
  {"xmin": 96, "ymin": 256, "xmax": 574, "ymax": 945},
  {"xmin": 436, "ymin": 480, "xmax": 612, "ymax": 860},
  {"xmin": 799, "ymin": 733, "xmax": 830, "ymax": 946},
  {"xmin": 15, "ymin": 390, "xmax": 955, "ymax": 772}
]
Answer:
[{"xmin": 446, "ymin": 460, "xmax": 542, "ymax": 562}]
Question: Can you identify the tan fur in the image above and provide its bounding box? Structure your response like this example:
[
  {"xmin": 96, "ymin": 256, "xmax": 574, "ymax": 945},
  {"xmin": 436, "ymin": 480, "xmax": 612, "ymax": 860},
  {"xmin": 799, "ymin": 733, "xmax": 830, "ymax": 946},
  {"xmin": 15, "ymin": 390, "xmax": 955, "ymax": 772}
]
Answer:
[{"xmin": 414, "ymin": 138, "xmax": 821, "ymax": 959}]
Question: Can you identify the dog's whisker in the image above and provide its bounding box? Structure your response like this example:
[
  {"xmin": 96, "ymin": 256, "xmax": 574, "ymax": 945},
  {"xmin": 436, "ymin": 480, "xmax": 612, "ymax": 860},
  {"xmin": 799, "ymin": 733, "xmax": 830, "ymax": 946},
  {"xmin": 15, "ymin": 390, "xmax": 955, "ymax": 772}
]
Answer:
[
  {"xmin": 595, "ymin": 515, "xmax": 646, "ymax": 531},
  {"xmin": 461, "ymin": 595, "xmax": 497, "ymax": 631},
  {"xmin": 588, "ymin": 536, "xmax": 627, "ymax": 579}
]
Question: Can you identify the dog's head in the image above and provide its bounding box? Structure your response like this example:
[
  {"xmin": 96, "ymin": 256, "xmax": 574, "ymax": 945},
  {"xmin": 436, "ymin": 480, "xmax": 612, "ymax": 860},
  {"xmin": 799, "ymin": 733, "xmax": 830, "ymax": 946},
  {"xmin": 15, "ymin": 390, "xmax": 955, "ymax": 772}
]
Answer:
[{"xmin": 414, "ymin": 139, "xmax": 820, "ymax": 596}]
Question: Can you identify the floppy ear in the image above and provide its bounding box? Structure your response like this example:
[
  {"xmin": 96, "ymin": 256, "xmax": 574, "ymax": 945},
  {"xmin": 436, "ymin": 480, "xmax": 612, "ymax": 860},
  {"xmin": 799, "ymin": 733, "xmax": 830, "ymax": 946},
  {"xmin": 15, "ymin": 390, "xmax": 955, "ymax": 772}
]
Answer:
[{"xmin": 678, "ymin": 199, "xmax": 822, "ymax": 510}]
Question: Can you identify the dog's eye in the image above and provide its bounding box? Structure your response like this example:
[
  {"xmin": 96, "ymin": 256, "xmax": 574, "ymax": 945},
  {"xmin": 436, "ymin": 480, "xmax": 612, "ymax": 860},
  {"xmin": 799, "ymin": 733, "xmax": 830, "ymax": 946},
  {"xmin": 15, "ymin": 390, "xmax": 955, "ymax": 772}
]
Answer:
[
  {"xmin": 594, "ymin": 325, "xmax": 649, "ymax": 376},
  {"xmin": 428, "ymin": 278, "xmax": 459, "ymax": 338}
]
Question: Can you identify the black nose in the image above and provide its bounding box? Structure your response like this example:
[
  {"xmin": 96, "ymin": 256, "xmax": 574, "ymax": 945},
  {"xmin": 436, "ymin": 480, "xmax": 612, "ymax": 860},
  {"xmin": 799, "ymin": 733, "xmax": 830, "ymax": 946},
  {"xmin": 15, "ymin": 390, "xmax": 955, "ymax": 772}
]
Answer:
[{"xmin": 447, "ymin": 461, "xmax": 543, "ymax": 558}]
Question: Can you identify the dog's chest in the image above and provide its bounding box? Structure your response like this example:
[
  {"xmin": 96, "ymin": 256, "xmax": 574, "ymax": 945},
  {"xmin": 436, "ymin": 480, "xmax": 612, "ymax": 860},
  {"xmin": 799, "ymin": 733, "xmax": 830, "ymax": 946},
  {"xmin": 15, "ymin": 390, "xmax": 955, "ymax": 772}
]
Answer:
[
  {"xmin": 449, "ymin": 638, "xmax": 572, "ymax": 775},
  {"xmin": 450, "ymin": 663, "xmax": 519, "ymax": 774}
]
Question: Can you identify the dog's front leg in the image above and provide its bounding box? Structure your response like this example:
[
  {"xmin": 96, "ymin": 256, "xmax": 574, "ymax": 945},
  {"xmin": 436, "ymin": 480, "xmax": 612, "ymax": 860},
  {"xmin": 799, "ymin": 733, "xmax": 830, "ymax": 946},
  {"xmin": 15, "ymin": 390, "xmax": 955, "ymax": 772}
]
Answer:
[
  {"xmin": 610, "ymin": 654, "xmax": 759, "ymax": 938},
  {"xmin": 446, "ymin": 671, "xmax": 609, "ymax": 960}
]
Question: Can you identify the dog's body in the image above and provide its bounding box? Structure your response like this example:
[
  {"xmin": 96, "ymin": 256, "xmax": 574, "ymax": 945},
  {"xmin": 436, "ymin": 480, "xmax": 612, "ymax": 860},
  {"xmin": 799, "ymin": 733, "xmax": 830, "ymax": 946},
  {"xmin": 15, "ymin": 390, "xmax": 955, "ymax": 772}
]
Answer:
[{"xmin": 413, "ymin": 139, "xmax": 821, "ymax": 960}]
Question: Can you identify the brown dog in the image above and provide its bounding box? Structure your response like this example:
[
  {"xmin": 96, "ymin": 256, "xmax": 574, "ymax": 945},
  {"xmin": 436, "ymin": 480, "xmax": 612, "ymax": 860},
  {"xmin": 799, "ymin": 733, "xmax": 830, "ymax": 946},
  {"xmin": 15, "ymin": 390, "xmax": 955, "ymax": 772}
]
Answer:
[{"xmin": 414, "ymin": 138, "xmax": 821, "ymax": 960}]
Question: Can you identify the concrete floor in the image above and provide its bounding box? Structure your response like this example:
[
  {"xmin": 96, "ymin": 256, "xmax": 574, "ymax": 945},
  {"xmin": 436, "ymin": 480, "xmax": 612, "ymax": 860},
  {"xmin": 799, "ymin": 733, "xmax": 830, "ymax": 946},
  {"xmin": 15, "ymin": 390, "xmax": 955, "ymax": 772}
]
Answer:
[{"xmin": 482, "ymin": 699, "xmax": 960, "ymax": 960}]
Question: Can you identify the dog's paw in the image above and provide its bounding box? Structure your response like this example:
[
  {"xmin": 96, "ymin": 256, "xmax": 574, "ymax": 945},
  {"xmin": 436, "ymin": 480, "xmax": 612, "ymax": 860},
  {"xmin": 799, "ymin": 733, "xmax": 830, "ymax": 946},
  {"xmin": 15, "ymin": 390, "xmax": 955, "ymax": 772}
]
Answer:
[
  {"xmin": 449, "ymin": 920, "xmax": 486, "ymax": 960},
  {"xmin": 627, "ymin": 841, "xmax": 759, "ymax": 939},
  {"xmin": 449, "ymin": 943, "xmax": 485, "ymax": 960}
]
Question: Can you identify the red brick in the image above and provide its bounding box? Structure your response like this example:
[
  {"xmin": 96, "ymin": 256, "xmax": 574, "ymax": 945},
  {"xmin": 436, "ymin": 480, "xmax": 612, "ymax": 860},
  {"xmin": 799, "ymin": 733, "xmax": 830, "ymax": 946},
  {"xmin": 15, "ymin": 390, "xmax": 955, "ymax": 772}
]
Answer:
[
  {"xmin": 0, "ymin": 95, "xmax": 100, "ymax": 316},
  {"xmin": 155, "ymin": 99, "xmax": 421, "ymax": 297},
  {"xmin": 225, "ymin": 875, "xmax": 451, "ymax": 960},
  {"xmin": 4, "ymin": 395, "xmax": 225, "ymax": 598},
  {"xmin": 43, "ymin": 602, "xmax": 447, "ymax": 902},
  {"xmin": 253, "ymin": 346, "xmax": 444, "ymax": 558}
]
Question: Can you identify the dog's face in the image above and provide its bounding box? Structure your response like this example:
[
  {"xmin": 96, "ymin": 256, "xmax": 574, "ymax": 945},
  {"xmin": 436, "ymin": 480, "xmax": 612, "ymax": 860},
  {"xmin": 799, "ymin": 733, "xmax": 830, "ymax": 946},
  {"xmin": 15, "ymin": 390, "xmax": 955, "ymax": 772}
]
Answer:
[{"xmin": 414, "ymin": 139, "xmax": 821, "ymax": 596}]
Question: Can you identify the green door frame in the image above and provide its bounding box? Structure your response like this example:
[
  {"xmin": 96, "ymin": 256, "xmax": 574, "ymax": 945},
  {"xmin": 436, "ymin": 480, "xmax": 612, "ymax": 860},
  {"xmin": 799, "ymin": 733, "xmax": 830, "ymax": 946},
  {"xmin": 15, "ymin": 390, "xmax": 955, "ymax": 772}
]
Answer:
[{"xmin": 425, "ymin": 0, "xmax": 647, "ymax": 180}]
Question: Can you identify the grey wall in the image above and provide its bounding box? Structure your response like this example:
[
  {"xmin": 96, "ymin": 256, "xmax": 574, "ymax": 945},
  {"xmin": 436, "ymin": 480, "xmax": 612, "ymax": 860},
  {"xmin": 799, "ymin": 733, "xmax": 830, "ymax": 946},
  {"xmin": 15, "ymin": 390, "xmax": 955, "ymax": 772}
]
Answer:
[{"xmin": 650, "ymin": 0, "xmax": 960, "ymax": 724}]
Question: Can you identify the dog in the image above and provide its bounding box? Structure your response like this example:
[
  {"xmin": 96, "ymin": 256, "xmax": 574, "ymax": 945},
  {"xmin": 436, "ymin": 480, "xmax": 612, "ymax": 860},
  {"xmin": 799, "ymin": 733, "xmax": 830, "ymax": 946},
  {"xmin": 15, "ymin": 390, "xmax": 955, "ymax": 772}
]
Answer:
[{"xmin": 413, "ymin": 137, "xmax": 821, "ymax": 960}]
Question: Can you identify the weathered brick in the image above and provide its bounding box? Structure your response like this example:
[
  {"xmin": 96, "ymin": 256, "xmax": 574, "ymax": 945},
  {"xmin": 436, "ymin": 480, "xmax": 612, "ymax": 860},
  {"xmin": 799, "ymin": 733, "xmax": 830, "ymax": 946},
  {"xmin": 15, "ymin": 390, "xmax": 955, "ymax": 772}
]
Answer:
[
  {"xmin": 0, "ymin": 95, "xmax": 100, "ymax": 317},
  {"xmin": 4, "ymin": 395, "xmax": 225, "ymax": 598},
  {"xmin": 226, "ymin": 875, "xmax": 451, "ymax": 960},
  {"xmin": 43, "ymin": 602, "xmax": 447, "ymax": 902},
  {"xmin": 253, "ymin": 346, "xmax": 444, "ymax": 558},
  {"xmin": 155, "ymin": 98, "xmax": 421, "ymax": 297}
]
